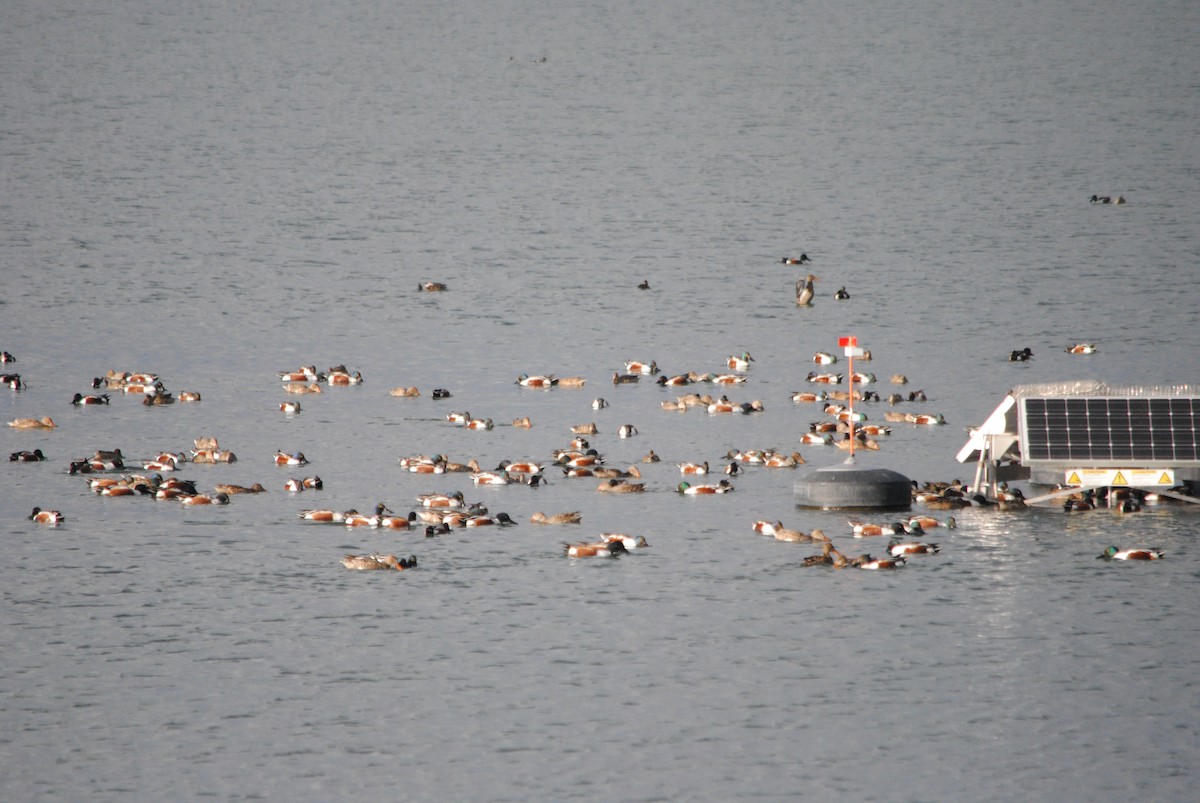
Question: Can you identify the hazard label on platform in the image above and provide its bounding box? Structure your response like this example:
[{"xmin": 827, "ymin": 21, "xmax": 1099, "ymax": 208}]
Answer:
[{"xmin": 1064, "ymin": 468, "xmax": 1175, "ymax": 487}]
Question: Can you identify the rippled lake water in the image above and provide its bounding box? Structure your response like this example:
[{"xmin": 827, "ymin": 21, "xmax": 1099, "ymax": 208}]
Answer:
[{"xmin": 3, "ymin": 0, "xmax": 1199, "ymax": 799}]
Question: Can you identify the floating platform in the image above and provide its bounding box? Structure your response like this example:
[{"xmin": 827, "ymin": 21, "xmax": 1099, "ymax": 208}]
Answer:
[{"xmin": 794, "ymin": 463, "xmax": 912, "ymax": 510}]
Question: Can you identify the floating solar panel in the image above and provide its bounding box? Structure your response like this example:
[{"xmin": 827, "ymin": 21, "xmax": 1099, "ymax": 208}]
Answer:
[{"xmin": 1019, "ymin": 396, "xmax": 1200, "ymax": 464}]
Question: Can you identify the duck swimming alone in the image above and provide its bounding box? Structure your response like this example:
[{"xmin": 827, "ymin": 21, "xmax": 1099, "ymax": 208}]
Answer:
[
  {"xmin": 1097, "ymin": 546, "xmax": 1164, "ymax": 561},
  {"xmin": 8, "ymin": 416, "xmax": 56, "ymax": 429},
  {"xmin": 29, "ymin": 506, "xmax": 65, "ymax": 524},
  {"xmin": 1008, "ymin": 347, "xmax": 1034, "ymax": 362},
  {"xmin": 795, "ymin": 274, "xmax": 816, "ymax": 306}
]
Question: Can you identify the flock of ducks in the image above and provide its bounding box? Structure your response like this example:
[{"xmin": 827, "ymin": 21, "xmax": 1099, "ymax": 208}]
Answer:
[{"xmin": 4, "ymin": 270, "xmax": 1165, "ymax": 572}]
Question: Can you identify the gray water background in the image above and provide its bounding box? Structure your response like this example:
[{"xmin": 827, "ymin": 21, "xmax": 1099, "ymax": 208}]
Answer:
[{"xmin": 2, "ymin": 0, "xmax": 1199, "ymax": 800}]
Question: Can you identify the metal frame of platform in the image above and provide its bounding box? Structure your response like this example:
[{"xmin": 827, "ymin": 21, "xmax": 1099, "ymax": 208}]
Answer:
[{"xmin": 958, "ymin": 381, "xmax": 1200, "ymax": 505}]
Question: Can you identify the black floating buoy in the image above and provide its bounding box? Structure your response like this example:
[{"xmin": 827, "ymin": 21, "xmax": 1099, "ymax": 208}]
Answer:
[{"xmin": 795, "ymin": 463, "xmax": 912, "ymax": 510}]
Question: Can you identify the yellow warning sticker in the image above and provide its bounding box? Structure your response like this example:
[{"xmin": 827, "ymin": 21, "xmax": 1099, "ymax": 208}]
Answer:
[{"xmin": 1065, "ymin": 469, "xmax": 1175, "ymax": 486}]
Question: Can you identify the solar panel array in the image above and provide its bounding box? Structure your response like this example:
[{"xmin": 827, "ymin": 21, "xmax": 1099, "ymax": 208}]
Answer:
[{"xmin": 1021, "ymin": 397, "xmax": 1200, "ymax": 463}]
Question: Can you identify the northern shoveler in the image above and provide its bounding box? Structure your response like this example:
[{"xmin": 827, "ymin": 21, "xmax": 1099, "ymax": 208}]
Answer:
[
  {"xmin": 179, "ymin": 492, "xmax": 230, "ymax": 506},
  {"xmin": 834, "ymin": 287, "xmax": 850, "ymax": 300},
  {"xmin": 327, "ymin": 370, "xmax": 363, "ymax": 385},
  {"xmin": 278, "ymin": 366, "xmax": 320, "ymax": 380},
  {"xmin": 791, "ymin": 390, "xmax": 829, "ymax": 403},
  {"xmin": 71, "ymin": 392, "xmax": 110, "ymax": 405},
  {"xmin": 190, "ymin": 449, "xmax": 237, "ymax": 464},
  {"xmin": 806, "ymin": 372, "xmax": 842, "ymax": 384},
  {"xmin": 10, "ymin": 449, "xmax": 45, "ymax": 461},
  {"xmin": 618, "ymin": 424, "xmax": 638, "ymax": 438},
  {"xmin": 888, "ymin": 541, "xmax": 940, "ymax": 556},
  {"xmin": 279, "ymin": 401, "xmax": 301, "ymax": 413},
  {"xmin": 772, "ymin": 523, "xmax": 812, "ymax": 542},
  {"xmin": 472, "ymin": 469, "xmax": 512, "ymax": 485},
  {"xmin": 908, "ymin": 515, "xmax": 955, "ymax": 530},
  {"xmin": 274, "ymin": 451, "xmax": 308, "ymax": 466},
  {"xmin": 764, "ymin": 451, "xmax": 804, "ymax": 468},
  {"xmin": 465, "ymin": 417, "xmax": 494, "ymax": 430},
  {"xmin": 29, "ymin": 506, "xmax": 65, "ymax": 523},
  {"xmin": 781, "ymin": 254, "xmax": 811, "ymax": 265},
  {"xmin": 299, "ymin": 508, "xmax": 357, "ymax": 523},
  {"xmin": 624, "ymin": 360, "xmax": 659, "ymax": 375},
  {"xmin": 727, "ymin": 352, "xmax": 755, "ymax": 371},
  {"xmin": 561, "ymin": 453, "xmax": 603, "ymax": 468},
  {"xmin": 592, "ymin": 397, "xmax": 609, "ymax": 409},
  {"xmin": 849, "ymin": 520, "xmax": 904, "ymax": 537},
  {"xmin": 341, "ymin": 554, "xmax": 417, "ymax": 570},
  {"xmin": 678, "ymin": 461, "xmax": 710, "ymax": 475},
  {"xmin": 380, "ymin": 512, "xmax": 416, "ymax": 529},
  {"xmin": 677, "ymin": 480, "xmax": 734, "ymax": 494},
  {"xmin": 858, "ymin": 555, "xmax": 906, "ymax": 570},
  {"xmin": 726, "ymin": 448, "xmax": 768, "ymax": 463},
  {"xmin": 530, "ymin": 511, "xmax": 583, "ymax": 525},
  {"xmin": 8, "ymin": 416, "xmax": 56, "ymax": 429},
  {"xmin": 516, "ymin": 374, "xmax": 558, "ymax": 388},
  {"xmin": 562, "ymin": 540, "xmax": 629, "ymax": 558},
  {"xmin": 1, "ymin": 373, "xmax": 22, "ymax": 389},
  {"xmin": 389, "ymin": 386, "xmax": 421, "ymax": 397},
  {"xmin": 795, "ymin": 274, "xmax": 816, "ymax": 306},
  {"xmin": 419, "ymin": 282, "xmax": 447, "ymax": 291},
  {"xmin": 1098, "ymin": 546, "xmax": 1164, "ymax": 561},
  {"xmin": 571, "ymin": 422, "xmax": 599, "ymax": 435},
  {"xmin": 345, "ymin": 503, "xmax": 392, "ymax": 527},
  {"xmin": 600, "ymin": 533, "xmax": 650, "ymax": 550},
  {"xmin": 463, "ymin": 512, "xmax": 518, "ymax": 527},
  {"xmin": 612, "ymin": 372, "xmax": 640, "ymax": 385},
  {"xmin": 597, "ymin": 479, "xmax": 645, "ymax": 493},
  {"xmin": 1008, "ymin": 347, "xmax": 1034, "ymax": 362},
  {"xmin": 417, "ymin": 491, "xmax": 465, "ymax": 508},
  {"xmin": 813, "ymin": 352, "xmax": 837, "ymax": 365},
  {"xmin": 283, "ymin": 382, "xmax": 322, "ymax": 394},
  {"xmin": 498, "ymin": 460, "xmax": 543, "ymax": 475},
  {"xmin": 1065, "ymin": 343, "xmax": 1097, "ymax": 354},
  {"xmin": 214, "ymin": 483, "xmax": 267, "ymax": 494},
  {"xmin": 656, "ymin": 374, "xmax": 692, "ymax": 386},
  {"xmin": 800, "ymin": 432, "xmax": 834, "ymax": 445}
]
